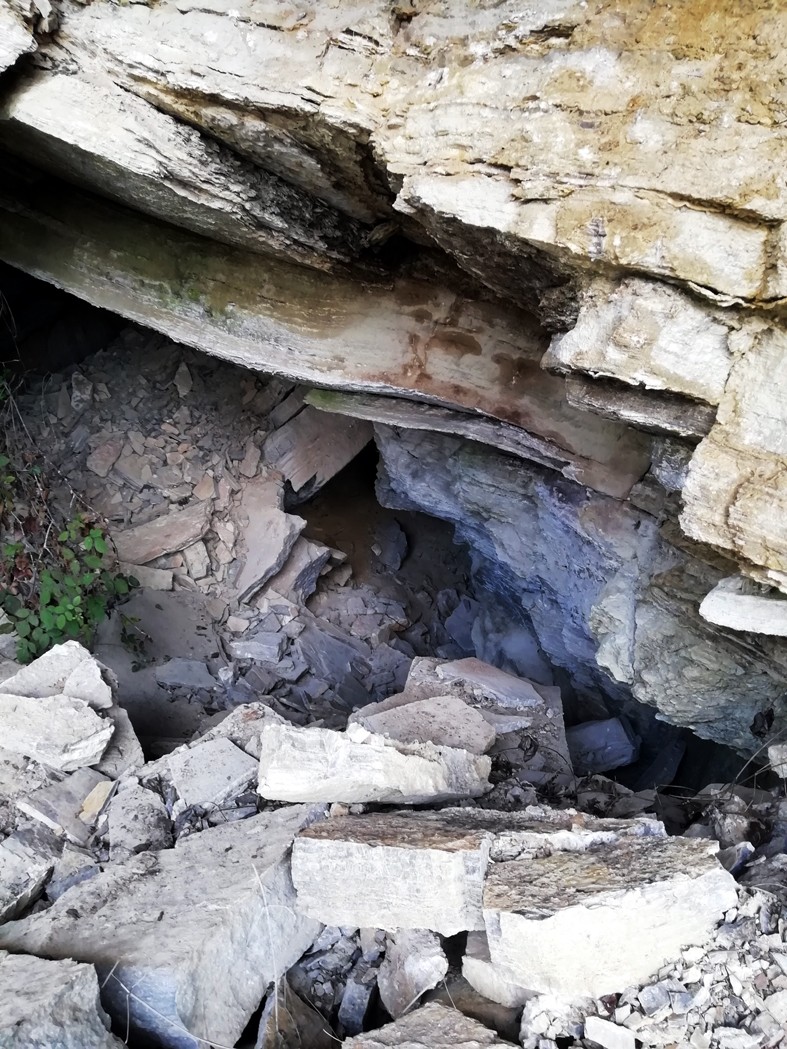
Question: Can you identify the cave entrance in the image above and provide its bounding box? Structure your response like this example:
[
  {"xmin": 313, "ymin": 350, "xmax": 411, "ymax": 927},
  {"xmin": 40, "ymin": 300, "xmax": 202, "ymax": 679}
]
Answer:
[{"xmin": 0, "ymin": 265, "xmax": 752, "ymax": 806}]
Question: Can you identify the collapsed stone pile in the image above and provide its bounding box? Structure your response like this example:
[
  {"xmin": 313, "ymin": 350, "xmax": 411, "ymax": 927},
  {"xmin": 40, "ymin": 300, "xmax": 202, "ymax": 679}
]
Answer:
[{"xmin": 0, "ymin": 639, "xmax": 786, "ymax": 1048}]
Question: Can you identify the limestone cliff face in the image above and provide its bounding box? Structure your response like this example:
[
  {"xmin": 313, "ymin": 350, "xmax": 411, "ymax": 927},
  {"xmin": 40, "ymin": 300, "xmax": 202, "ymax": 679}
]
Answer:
[{"xmin": 2, "ymin": 0, "xmax": 787, "ymax": 751}]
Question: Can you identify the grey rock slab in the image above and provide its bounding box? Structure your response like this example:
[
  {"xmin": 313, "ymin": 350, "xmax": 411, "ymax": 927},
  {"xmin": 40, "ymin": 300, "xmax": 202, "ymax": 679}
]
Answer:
[
  {"xmin": 265, "ymin": 537, "xmax": 332, "ymax": 603},
  {"xmin": 167, "ymin": 737, "xmax": 258, "ymax": 809},
  {"xmin": 16, "ymin": 767, "xmax": 108, "ymax": 846},
  {"xmin": 0, "ymin": 827, "xmax": 57, "ymax": 922},
  {"xmin": 292, "ymin": 807, "xmax": 665, "ymax": 937},
  {"xmin": 86, "ymin": 437, "xmax": 124, "ymax": 478},
  {"xmin": 1, "ymin": 641, "xmax": 113, "ymax": 710},
  {"xmin": 378, "ymin": 929, "xmax": 448, "ymax": 1018},
  {"xmin": 258, "ymin": 720, "xmax": 491, "ymax": 806},
  {"xmin": 566, "ymin": 718, "xmax": 640, "ymax": 775},
  {"xmin": 344, "ymin": 1002, "xmax": 511, "ymax": 1047},
  {"xmin": 155, "ymin": 658, "xmax": 215, "ymax": 691},
  {"xmin": 483, "ymin": 836, "xmax": 738, "ymax": 998},
  {"xmin": 354, "ymin": 694, "xmax": 496, "ymax": 755},
  {"xmin": 263, "ymin": 405, "xmax": 372, "ymax": 498},
  {"xmin": 93, "ymin": 706, "xmax": 144, "ymax": 778},
  {"xmin": 48, "ymin": 842, "xmax": 99, "ymax": 901},
  {"xmin": 112, "ymin": 500, "xmax": 211, "ymax": 565},
  {"xmin": 0, "ymin": 693, "xmax": 113, "ymax": 772},
  {"xmin": 0, "ymin": 806, "xmax": 326, "ymax": 1049},
  {"xmin": 0, "ymin": 951, "xmax": 125, "ymax": 1048},
  {"xmin": 118, "ymin": 562, "xmax": 174, "ymax": 590},
  {"xmin": 231, "ymin": 634, "xmax": 287, "ymax": 663},
  {"xmin": 108, "ymin": 784, "xmax": 172, "ymax": 861},
  {"xmin": 187, "ymin": 702, "xmax": 281, "ymax": 760},
  {"xmin": 233, "ymin": 475, "xmax": 305, "ymax": 601}
]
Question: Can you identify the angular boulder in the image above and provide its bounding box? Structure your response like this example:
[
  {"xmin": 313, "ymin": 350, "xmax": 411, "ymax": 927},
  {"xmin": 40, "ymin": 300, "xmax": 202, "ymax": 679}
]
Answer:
[
  {"xmin": 0, "ymin": 693, "xmax": 113, "ymax": 772},
  {"xmin": 0, "ymin": 806, "xmax": 326, "ymax": 1048},
  {"xmin": 0, "ymin": 951, "xmax": 124, "ymax": 1048}
]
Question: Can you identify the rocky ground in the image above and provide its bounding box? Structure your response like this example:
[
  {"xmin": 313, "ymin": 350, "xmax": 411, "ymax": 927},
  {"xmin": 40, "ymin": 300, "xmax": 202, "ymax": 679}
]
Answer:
[{"xmin": 0, "ymin": 328, "xmax": 786, "ymax": 1047}]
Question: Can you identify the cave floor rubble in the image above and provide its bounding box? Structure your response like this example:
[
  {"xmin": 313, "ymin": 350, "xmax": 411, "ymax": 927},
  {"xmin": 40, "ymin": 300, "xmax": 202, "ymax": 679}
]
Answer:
[
  {"xmin": 0, "ymin": 640, "xmax": 786, "ymax": 1048},
  {"xmin": 0, "ymin": 330, "xmax": 786, "ymax": 1047}
]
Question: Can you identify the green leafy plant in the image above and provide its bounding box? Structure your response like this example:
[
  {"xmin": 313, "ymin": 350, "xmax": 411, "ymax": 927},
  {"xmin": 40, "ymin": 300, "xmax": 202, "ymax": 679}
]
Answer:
[{"xmin": 0, "ymin": 374, "xmax": 136, "ymax": 662}]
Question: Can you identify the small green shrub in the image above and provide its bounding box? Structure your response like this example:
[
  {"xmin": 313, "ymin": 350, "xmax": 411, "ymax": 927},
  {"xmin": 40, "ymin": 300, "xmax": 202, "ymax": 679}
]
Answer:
[{"xmin": 0, "ymin": 379, "xmax": 136, "ymax": 662}]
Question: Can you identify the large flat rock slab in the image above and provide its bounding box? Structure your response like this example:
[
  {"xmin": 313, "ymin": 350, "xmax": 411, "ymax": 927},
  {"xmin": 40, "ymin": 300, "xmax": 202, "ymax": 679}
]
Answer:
[
  {"xmin": 0, "ymin": 806, "xmax": 326, "ymax": 1049},
  {"xmin": 291, "ymin": 807, "xmax": 663, "ymax": 936},
  {"xmin": 483, "ymin": 836, "xmax": 737, "ymax": 998},
  {"xmin": 0, "ymin": 951, "xmax": 124, "ymax": 1049},
  {"xmin": 111, "ymin": 500, "xmax": 211, "ymax": 565}
]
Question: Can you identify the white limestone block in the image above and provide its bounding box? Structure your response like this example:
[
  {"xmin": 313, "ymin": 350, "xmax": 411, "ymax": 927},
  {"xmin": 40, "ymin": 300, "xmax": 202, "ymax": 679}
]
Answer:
[
  {"xmin": 0, "ymin": 693, "xmax": 113, "ymax": 771},
  {"xmin": 584, "ymin": 1015, "xmax": 636, "ymax": 1049},
  {"xmin": 699, "ymin": 576, "xmax": 787, "ymax": 637},
  {"xmin": 0, "ymin": 951, "xmax": 124, "ymax": 1048},
  {"xmin": 257, "ymin": 720, "xmax": 491, "ymax": 806},
  {"xmin": 483, "ymin": 837, "xmax": 737, "ymax": 998},
  {"xmin": 462, "ymin": 932, "xmax": 532, "ymax": 1009},
  {"xmin": 0, "ymin": 806, "xmax": 326, "ymax": 1048}
]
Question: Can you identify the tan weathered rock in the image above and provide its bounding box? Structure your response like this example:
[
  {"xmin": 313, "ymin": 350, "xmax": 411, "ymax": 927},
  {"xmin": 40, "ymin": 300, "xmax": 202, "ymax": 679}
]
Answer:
[{"xmin": 112, "ymin": 501, "xmax": 211, "ymax": 565}]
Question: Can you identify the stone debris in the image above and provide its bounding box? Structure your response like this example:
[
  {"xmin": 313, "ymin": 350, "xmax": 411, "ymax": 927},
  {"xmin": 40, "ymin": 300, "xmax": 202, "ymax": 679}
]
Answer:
[
  {"xmin": 353, "ymin": 693, "xmax": 497, "ymax": 755},
  {"xmin": 258, "ymin": 719, "xmax": 492, "ymax": 805},
  {"xmin": 377, "ymin": 928, "xmax": 448, "ymax": 1018},
  {"xmin": 113, "ymin": 500, "xmax": 210, "ymax": 565},
  {"xmin": 292, "ymin": 807, "xmax": 665, "ymax": 937},
  {"xmin": 700, "ymin": 576, "xmax": 787, "ymax": 637},
  {"xmin": 0, "ymin": 951, "xmax": 125, "ymax": 1048},
  {"xmin": 0, "ymin": 692, "xmax": 113, "ymax": 771},
  {"xmin": 0, "ymin": 806, "xmax": 326, "ymax": 1049},
  {"xmin": 233, "ymin": 475, "xmax": 305, "ymax": 601},
  {"xmin": 0, "ymin": 828, "xmax": 56, "ymax": 922},
  {"xmin": 462, "ymin": 932, "xmax": 532, "ymax": 1009},
  {"xmin": 344, "ymin": 1002, "xmax": 513, "ymax": 1047},
  {"xmin": 256, "ymin": 978, "xmax": 336, "ymax": 1049},
  {"xmin": 154, "ymin": 657, "xmax": 216, "ymax": 691}
]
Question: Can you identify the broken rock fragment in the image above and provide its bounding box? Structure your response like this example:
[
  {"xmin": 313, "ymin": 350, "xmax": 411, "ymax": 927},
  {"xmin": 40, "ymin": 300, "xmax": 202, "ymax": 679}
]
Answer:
[
  {"xmin": 344, "ymin": 1002, "xmax": 512, "ymax": 1048},
  {"xmin": 112, "ymin": 499, "xmax": 210, "ymax": 564},
  {"xmin": 258, "ymin": 720, "xmax": 491, "ymax": 805},
  {"xmin": 167, "ymin": 736, "xmax": 258, "ymax": 810},
  {"xmin": 0, "ymin": 806, "xmax": 326, "ymax": 1049},
  {"xmin": 107, "ymin": 784, "xmax": 172, "ymax": 861},
  {"xmin": 566, "ymin": 717, "xmax": 639, "ymax": 775},
  {"xmin": 483, "ymin": 836, "xmax": 737, "ymax": 998},
  {"xmin": 1, "ymin": 640, "xmax": 113, "ymax": 710},
  {"xmin": 0, "ymin": 827, "xmax": 57, "ymax": 922},
  {"xmin": 462, "ymin": 932, "xmax": 531, "ymax": 1009},
  {"xmin": 378, "ymin": 929, "xmax": 449, "ymax": 1019},
  {"xmin": 263, "ymin": 405, "xmax": 372, "ymax": 498},
  {"xmin": 0, "ymin": 951, "xmax": 125, "ymax": 1048},
  {"xmin": 233, "ymin": 475, "xmax": 305, "ymax": 601},
  {"xmin": 0, "ymin": 693, "xmax": 113, "ymax": 771},
  {"xmin": 16, "ymin": 766, "xmax": 108, "ymax": 846},
  {"xmin": 353, "ymin": 694, "xmax": 496, "ymax": 755}
]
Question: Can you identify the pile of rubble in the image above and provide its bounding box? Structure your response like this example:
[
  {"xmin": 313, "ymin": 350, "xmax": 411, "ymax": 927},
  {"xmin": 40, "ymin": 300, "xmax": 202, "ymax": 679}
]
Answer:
[{"xmin": 1, "ymin": 641, "xmax": 787, "ymax": 1048}]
